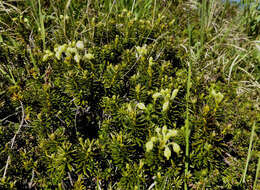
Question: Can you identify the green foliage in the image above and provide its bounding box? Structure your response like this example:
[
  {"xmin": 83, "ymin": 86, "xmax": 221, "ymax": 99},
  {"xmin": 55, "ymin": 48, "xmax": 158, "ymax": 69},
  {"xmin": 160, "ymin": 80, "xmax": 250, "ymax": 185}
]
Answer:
[{"xmin": 0, "ymin": 0, "xmax": 259, "ymax": 189}]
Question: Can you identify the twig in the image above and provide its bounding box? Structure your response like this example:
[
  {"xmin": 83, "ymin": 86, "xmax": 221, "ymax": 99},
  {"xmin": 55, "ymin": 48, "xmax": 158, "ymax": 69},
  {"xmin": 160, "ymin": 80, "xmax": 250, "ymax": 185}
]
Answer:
[
  {"xmin": 2, "ymin": 101, "xmax": 25, "ymax": 180},
  {"xmin": 67, "ymin": 172, "xmax": 73, "ymax": 187},
  {"xmin": 0, "ymin": 111, "xmax": 21, "ymax": 123},
  {"xmin": 28, "ymin": 169, "xmax": 35, "ymax": 189},
  {"xmin": 121, "ymin": 56, "xmax": 141, "ymax": 79},
  {"xmin": 148, "ymin": 182, "xmax": 156, "ymax": 190},
  {"xmin": 74, "ymin": 105, "xmax": 80, "ymax": 135}
]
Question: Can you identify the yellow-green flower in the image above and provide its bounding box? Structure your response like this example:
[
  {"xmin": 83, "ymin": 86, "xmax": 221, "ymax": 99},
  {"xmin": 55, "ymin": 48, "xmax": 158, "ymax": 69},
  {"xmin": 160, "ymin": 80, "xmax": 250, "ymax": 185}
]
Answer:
[
  {"xmin": 172, "ymin": 143, "xmax": 180, "ymax": 154},
  {"xmin": 164, "ymin": 146, "xmax": 171, "ymax": 160},
  {"xmin": 74, "ymin": 54, "xmax": 81, "ymax": 63},
  {"xmin": 76, "ymin": 41, "xmax": 84, "ymax": 50},
  {"xmin": 137, "ymin": 103, "xmax": 146, "ymax": 110},
  {"xmin": 83, "ymin": 53, "xmax": 94, "ymax": 60},
  {"xmin": 146, "ymin": 141, "xmax": 153, "ymax": 152}
]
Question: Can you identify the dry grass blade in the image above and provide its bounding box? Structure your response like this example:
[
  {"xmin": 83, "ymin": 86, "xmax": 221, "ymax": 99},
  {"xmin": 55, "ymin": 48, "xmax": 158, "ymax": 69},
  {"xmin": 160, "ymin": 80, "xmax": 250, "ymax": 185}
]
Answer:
[{"xmin": 2, "ymin": 101, "xmax": 25, "ymax": 180}]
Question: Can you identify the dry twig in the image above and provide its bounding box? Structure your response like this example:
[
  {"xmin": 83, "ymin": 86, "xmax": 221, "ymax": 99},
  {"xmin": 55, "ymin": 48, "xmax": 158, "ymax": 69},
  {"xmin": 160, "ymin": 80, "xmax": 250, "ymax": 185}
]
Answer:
[{"xmin": 2, "ymin": 101, "xmax": 25, "ymax": 180}]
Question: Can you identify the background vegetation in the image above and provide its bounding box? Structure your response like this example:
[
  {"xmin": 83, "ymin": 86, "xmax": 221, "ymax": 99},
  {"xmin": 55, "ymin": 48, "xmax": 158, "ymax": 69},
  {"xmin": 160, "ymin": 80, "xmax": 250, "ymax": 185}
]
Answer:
[{"xmin": 0, "ymin": 0, "xmax": 259, "ymax": 189}]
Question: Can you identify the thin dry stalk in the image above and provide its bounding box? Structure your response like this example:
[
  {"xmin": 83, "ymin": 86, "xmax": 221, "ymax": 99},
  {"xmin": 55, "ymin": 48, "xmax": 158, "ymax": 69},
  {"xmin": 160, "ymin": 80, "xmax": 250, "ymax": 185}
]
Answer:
[{"xmin": 2, "ymin": 101, "xmax": 25, "ymax": 180}]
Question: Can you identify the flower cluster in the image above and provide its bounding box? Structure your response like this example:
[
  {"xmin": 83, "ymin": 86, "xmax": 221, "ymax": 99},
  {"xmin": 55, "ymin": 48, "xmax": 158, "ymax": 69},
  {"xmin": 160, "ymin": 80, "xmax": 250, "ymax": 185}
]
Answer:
[
  {"xmin": 146, "ymin": 125, "xmax": 180, "ymax": 160},
  {"xmin": 152, "ymin": 88, "xmax": 179, "ymax": 112},
  {"xmin": 42, "ymin": 41, "xmax": 94, "ymax": 63}
]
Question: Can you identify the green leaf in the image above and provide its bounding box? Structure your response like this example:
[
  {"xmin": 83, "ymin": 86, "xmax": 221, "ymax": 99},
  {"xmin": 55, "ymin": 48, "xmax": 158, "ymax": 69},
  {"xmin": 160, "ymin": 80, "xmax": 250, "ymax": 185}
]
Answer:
[
  {"xmin": 215, "ymin": 92, "xmax": 224, "ymax": 104},
  {"xmin": 256, "ymin": 15, "xmax": 260, "ymax": 22},
  {"xmin": 203, "ymin": 104, "xmax": 210, "ymax": 115},
  {"xmin": 67, "ymin": 163, "xmax": 72, "ymax": 171}
]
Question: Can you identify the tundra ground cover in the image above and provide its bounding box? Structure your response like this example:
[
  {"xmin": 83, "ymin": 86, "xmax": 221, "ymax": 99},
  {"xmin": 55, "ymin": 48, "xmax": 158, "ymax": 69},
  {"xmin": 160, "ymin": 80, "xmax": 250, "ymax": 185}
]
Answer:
[{"xmin": 0, "ymin": 0, "xmax": 259, "ymax": 189}]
